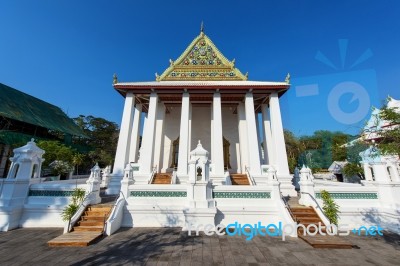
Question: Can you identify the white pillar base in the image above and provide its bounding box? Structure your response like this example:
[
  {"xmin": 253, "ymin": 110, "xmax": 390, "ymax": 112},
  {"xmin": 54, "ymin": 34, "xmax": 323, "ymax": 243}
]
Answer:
[
  {"xmin": 278, "ymin": 175, "xmax": 298, "ymax": 197},
  {"xmin": 106, "ymin": 174, "xmax": 124, "ymax": 195}
]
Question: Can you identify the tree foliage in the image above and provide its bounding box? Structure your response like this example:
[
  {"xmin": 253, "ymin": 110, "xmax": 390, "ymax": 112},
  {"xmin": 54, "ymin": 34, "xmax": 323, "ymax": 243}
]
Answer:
[
  {"xmin": 284, "ymin": 130, "xmax": 303, "ymax": 173},
  {"xmin": 375, "ymin": 101, "xmax": 400, "ymax": 156},
  {"xmin": 73, "ymin": 115, "xmax": 119, "ymax": 169},
  {"xmin": 37, "ymin": 140, "xmax": 75, "ymax": 169},
  {"xmin": 283, "ymin": 130, "xmax": 364, "ymax": 173}
]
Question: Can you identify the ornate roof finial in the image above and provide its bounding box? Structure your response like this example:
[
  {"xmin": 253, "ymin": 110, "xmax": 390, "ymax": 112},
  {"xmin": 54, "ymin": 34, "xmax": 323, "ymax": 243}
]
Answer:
[
  {"xmin": 200, "ymin": 21, "xmax": 204, "ymax": 33},
  {"xmin": 285, "ymin": 73, "xmax": 291, "ymax": 84},
  {"xmin": 113, "ymin": 73, "xmax": 118, "ymax": 84},
  {"xmin": 155, "ymin": 72, "xmax": 160, "ymax": 82}
]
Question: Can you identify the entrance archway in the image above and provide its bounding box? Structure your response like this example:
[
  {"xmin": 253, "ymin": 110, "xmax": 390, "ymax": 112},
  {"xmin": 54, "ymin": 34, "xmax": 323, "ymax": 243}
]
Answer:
[
  {"xmin": 170, "ymin": 137, "xmax": 179, "ymax": 169},
  {"xmin": 223, "ymin": 137, "xmax": 231, "ymax": 170}
]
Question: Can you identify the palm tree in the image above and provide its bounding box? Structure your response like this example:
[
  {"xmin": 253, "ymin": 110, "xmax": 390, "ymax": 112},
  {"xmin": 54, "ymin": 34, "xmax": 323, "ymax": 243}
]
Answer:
[{"xmin": 72, "ymin": 153, "xmax": 84, "ymax": 175}]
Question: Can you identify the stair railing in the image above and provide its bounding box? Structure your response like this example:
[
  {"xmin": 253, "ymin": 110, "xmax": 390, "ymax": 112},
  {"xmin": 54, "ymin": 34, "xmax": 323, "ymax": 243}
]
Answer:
[
  {"xmin": 245, "ymin": 166, "xmax": 256, "ymax": 185},
  {"xmin": 66, "ymin": 190, "xmax": 99, "ymax": 233},
  {"xmin": 148, "ymin": 165, "xmax": 158, "ymax": 184},
  {"xmin": 171, "ymin": 171, "xmax": 177, "ymax": 184},
  {"xmin": 280, "ymin": 192, "xmax": 297, "ymax": 223},
  {"xmin": 300, "ymin": 191, "xmax": 331, "ymax": 226},
  {"xmin": 103, "ymin": 191, "xmax": 126, "ymax": 236}
]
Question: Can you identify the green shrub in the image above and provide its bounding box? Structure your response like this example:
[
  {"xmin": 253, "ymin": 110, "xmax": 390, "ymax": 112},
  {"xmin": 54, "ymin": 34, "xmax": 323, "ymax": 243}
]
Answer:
[
  {"xmin": 320, "ymin": 190, "xmax": 340, "ymax": 225},
  {"xmin": 61, "ymin": 188, "xmax": 86, "ymax": 221}
]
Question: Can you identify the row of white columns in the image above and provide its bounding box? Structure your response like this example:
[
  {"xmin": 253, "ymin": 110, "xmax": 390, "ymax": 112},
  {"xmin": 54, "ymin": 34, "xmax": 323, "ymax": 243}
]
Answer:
[
  {"xmin": 237, "ymin": 92, "xmax": 290, "ymax": 178},
  {"xmin": 110, "ymin": 90, "xmax": 291, "ymax": 188}
]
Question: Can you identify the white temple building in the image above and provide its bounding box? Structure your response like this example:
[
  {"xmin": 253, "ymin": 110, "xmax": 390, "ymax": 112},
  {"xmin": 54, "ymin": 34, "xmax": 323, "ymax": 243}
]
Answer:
[
  {"xmin": 106, "ymin": 29, "xmax": 295, "ymax": 197},
  {"xmin": 1, "ymin": 30, "xmax": 399, "ymax": 236},
  {"xmin": 100, "ymin": 29, "xmax": 297, "ymax": 230}
]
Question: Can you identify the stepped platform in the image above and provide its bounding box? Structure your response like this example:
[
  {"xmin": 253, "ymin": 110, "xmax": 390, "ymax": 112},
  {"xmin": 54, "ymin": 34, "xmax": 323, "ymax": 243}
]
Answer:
[
  {"xmin": 48, "ymin": 231, "xmax": 103, "ymax": 247},
  {"xmin": 299, "ymin": 234, "xmax": 354, "ymax": 249},
  {"xmin": 48, "ymin": 203, "xmax": 112, "ymax": 247}
]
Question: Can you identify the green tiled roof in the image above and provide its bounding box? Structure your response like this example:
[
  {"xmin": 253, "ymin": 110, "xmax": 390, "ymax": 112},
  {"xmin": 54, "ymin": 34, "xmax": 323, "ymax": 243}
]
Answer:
[{"xmin": 0, "ymin": 83, "xmax": 85, "ymax": 137}]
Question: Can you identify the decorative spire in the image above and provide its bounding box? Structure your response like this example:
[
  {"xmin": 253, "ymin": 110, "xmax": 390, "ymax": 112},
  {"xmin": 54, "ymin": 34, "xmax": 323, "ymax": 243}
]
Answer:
[
  {"xmin": 285, "ymin": 73, "xmax": 291, "ymax": 84},
  {"xmin": 113, "ymin": 73, "xmax": 118, "ymax": 84},
  {"xmin": 200, "ymin": 21, "xmax": 204, "ymax": 33}
]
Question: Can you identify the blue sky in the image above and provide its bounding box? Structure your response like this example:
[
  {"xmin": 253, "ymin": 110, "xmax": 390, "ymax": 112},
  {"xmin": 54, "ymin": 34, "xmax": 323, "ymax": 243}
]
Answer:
[{"xmin": 1, "ymin": 1, "xmax": 399, "ymax": 136}]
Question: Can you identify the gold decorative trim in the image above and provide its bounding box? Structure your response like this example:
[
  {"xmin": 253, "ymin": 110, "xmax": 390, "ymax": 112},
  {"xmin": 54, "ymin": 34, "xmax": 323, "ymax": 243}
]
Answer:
[{"xmin": 158, "ymin": 33, "xmax": 247, "ymax": 81}]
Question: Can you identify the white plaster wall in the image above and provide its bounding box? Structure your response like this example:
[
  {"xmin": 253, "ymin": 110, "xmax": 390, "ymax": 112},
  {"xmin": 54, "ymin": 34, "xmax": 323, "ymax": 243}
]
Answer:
[
  {"xmin": 190, "ymin": 106, "xmax": 212, "ymax": 154},
  {"xmin": 161, "ymin": 107, "xmax": 181, "ymax": 172}
]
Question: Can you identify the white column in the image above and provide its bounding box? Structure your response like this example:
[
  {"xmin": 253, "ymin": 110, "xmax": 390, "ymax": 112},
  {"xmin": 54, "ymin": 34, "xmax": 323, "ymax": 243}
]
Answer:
[
  {"xmin": 237, "ymin": 103, "xmax": 248, "ymax": 173},
  {"xmin": 153, "ymin": 103, "xmax": 165, "ymax": 173},
  {"xmin": 262, "ymin": 104, "xmax": 275, "ymax": 165},
  {"xmin": 188, "ymin": 104, "xmax": 192, "ymax": 154},
  {"xmin": 140, "ymin": 93, "xmax": 158, "ymax": 174},
  {"xmin": 128, "ymin": 104, "xmax": 142, "ymax": 163},
  {"xmin": 177, "ymin": 93, "xmax": 190, "ymax": 177},
  {"xmin": 112, "ymin": 92, "xmax": 135, "ymax": 175},
  {"xmin": 255, "ymin": 113, "xmax": 262, "ymax": 162},
  {"xmin": 211, "ymin": 92, "xmax": 224, "ymax": 176},
  {"xmin": 269, "ymin": 92, "xmax": 290, "ymax": 176},
  {"xmin": 245, "ymin": 92, "xmax": 261, "ymax": 175}
]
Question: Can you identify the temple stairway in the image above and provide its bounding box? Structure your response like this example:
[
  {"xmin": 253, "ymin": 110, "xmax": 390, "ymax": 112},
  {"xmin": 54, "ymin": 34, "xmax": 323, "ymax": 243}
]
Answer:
[
  {"xmin": 230, "ymin": 174, "xmax": 250, "ymax": 185},
  {"xmin": 152, "ymin": 173, "xmax": 172, "ymax": 184},
  {"xmin": 48, "ymin": 204, "xmax": 113, "ymax": 247},
  {"xmin": 287, "ymin": 197, "xmax": 353, "ymax": 249}
]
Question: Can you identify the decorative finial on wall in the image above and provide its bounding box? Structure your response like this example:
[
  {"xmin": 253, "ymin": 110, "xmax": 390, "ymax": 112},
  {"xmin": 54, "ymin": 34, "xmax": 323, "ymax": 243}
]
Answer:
[
  {"xmin": 285, "ymin": 73, "xmax": 291, "ymax": 84},
  {"xmin": 113, "ymin": 73, "xmax": 118, "ymax": 84}
]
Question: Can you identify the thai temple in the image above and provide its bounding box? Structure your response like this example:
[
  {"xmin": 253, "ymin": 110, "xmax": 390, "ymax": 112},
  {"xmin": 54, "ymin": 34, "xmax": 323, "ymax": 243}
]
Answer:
[{"xmin": 0, "ymin": 29, "xmax": 399, "ymax": 243}]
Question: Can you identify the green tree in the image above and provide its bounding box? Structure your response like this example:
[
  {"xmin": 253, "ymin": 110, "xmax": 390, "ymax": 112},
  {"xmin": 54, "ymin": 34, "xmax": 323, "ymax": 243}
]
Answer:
[
  {"xmin": 37, "ymin": 140, "xmax": 75, "ymax": 169},
  {"xmin": 284, "ymin": 130, "xmax": 304, "ymax": 173},
  {"xmin": 298, "ymin": 131, "xmax": 352, "ymax": 170},
  {"xmin": 375, "ymin": 99, "xmax": 400, "ymax": 156},
  {"xmin": 72, "ymin": 153, "xmax": 84, "ymax": 175},
  {"xmin": 73, "ymin": 115, "xmax": 119, "ymax": 168}
]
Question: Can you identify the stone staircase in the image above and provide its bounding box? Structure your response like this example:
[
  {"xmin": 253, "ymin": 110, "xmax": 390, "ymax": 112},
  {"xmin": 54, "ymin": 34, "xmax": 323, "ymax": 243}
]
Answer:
[
  {"xmin": 230, "ymin": 174, "xmax": 250, "ymax": 185},
  {"xmin": 48, "ymin": 204, "xmax": 113, "ymax": 247},
  {"xmin": 151, "ymin": 173, "xmax": 172, "ymax": 184}
]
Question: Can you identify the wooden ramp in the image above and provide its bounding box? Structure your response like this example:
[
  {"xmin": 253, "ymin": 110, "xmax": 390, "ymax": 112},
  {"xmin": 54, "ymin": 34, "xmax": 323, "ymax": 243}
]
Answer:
[
  {"xmin": 299, "ymin": 234, "xmax": 353, "ymax": 249},
  {"xmin": 48, "ymin": 231, "xmax": 103, "ymax": 247},
  {"xmin": 48, "ymin": 204, "xmax": 112, "ymax": 247}
]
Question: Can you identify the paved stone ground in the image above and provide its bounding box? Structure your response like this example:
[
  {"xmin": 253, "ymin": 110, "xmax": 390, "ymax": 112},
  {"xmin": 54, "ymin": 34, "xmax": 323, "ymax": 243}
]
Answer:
[{"xmin": 0, "ymin": 227, "xmax": 399, "ymax": 265}]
